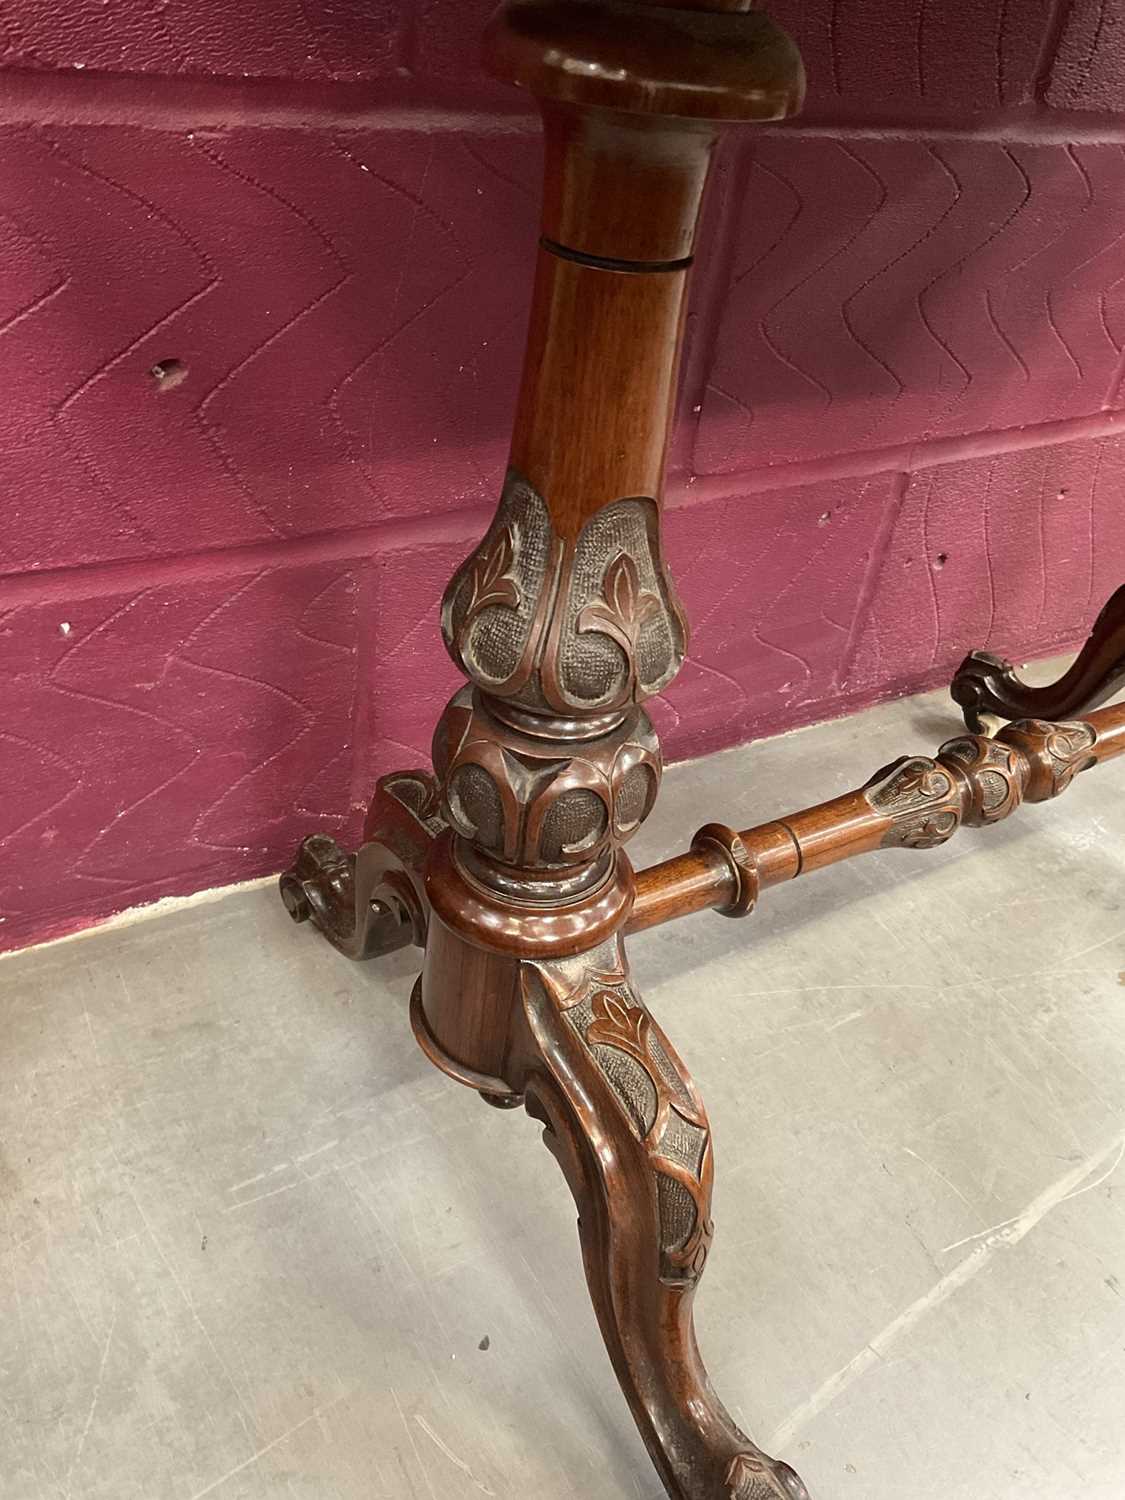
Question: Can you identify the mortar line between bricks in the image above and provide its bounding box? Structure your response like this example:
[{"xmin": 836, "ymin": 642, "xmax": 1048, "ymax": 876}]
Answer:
[
  {"xmin": 0, "ymin": 67, "xmax": 540, "ymax": 136},
  {"xmin": 4, "ymin": 407, "xmax": 1123, "ymax": 609},
  {"xmin": 678, "ymin": 408, "xmax": 1125, "ymax": 507},
  {"xmin": 7, "ymin": 66, "xmax": 1125, "ymax": 143},
  {"xmin": 0, "ymin": 503, "xmax": 494, "ymax": 607},
  {"xmin": 762, "ymin": 103, "xmax": 1125, "ymax": 144}
]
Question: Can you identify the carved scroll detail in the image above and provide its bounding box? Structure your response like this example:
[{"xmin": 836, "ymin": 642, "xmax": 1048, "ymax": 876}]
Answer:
[
  {"xmin": 442, "ymin": 470, "xmax": 687, "ymax": 715},
  {"xmin": 951, "ymin": 583, "xmax": 1125, "ymax": 731},
  {"xmin": 374, "ymin": 768, "xmax": 446, "ymax": 839},
  {"xmin": 864, "ymin": 756, "xmax": 963, "ymax": 849},
  {"xmin": 279, "ymin": 770, "xmax": 442, "ymax": 959}
]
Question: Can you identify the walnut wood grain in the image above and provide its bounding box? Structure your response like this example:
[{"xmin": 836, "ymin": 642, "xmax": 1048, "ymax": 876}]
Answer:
[
  {"xmin": 282, "ymin": 699, "xmax": 1125, "ymax": 948},
  {"xmin": 629, "ymin": 703, "xmax": 1125, "ymax": 934},
  {"xmin": 418, "ymin": 0, "xmax": 805, "ymax": 1116},
  {"xmin": 410, "ymin": 3, "xmax": 811, "ymax": 1495},
  {"xmin": 515, "ymin": 936, "xmax": 809, "ymax": 1500}
]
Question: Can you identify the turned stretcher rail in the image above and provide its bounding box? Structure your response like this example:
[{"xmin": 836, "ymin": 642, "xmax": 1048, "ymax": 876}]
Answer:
[{"xmin": 627, "ymin": 703, "xmax": 1125, "ymax": 935}]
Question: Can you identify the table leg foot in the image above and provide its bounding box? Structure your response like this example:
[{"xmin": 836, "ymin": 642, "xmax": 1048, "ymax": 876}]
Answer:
[
  {"xmin": 278, "ymin": 769, "xmax": 442, "ymax": 961},
  {"xmin": 951, "ymin": 583, "xmax": 1125, "ymax": 732}
]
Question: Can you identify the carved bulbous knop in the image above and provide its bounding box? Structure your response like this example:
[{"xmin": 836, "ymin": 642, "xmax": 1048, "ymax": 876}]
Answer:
[
  {"xmin": 432, "ymin": 684, "xmax": 661, "ymax": 888},
  {"xmin": 865, "ymin": 755, "xmax": 965, "ymax": 849},
  {"xmin": 865, "ymin": 718, "xmax": 1103, "ymax": 852},
  {"xmin": 999, "ymin": 718, "xmax": 1098, "ymax": 800},
  {"xmin": 442, "ymin": 470, "xmax": 688, "ymax": 719},
  {"xmin": 938, "ymin": 734, "xmax": 1024, "ymax": 826}
]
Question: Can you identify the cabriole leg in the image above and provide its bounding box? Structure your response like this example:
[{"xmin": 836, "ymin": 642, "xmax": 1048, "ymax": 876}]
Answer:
[{"xmin": 515, "ymin": 934, "xmax": 809, "ymax": 1500}]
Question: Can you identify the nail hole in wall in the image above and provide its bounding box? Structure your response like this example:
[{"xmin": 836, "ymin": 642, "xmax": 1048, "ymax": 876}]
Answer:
[
  {"xmin": 933, "ymin": 552, "xmax": 948, "ymax": 570},
  {"xmin": 150, "ymin": 358, "xmax": 188, "ymax": 391}
]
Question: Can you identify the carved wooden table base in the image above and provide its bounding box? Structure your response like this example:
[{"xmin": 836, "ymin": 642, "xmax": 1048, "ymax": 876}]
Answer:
[
  {"xmin": 276, "ymin": 3, "xmax": 1125, "ymax": 1495},
  {"xmin": 282, "ymin": 657, "xmax": 1125, "ymax": 1500}
]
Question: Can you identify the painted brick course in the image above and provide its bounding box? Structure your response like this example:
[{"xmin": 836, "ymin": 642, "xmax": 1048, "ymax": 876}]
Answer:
[
  {"xmin": 1, "ymin": 557, "xmax": 361, "ymax": 952},
  {"xmin": 699, "ymin": 138, "xmax": 1125, "ymax": 475},
  {"xmin": 0, "ymin": 125, "xmax": 539, "ymax": 574},
  {"xmin": 1048, "ymin": 0, "xmax": 1125, "ymax": 112},
  {"xmin": 2, "ymin": 2, "xmax": 1125, "ymax": 950}
]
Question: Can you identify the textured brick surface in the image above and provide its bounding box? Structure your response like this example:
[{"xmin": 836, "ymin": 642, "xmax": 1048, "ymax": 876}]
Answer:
[
  {"xmin": 0, "ymin": 0, "xmax": 1055, "ymax": 113},
  {"xmin": 0, "ymin": 0, "xmax": 405, "ymax": 82},
  {"xmin": 768, "ymin": 0, "xmax": 1053, "ymax": 112},
  {"xmin": 659, "ymin": 476, "xmax": 903, "ymax": 756},
  {"xmin": 699, "ymin": 138, "xmax": 1125, "ymax": 475},
  {"xmin": 0, "ymin": 125, "xmax": 538, "ymax": 574},
  {"xmin": 1, "ymin": 557, "xmax": 363, "ymax": 951},
  {"xmin": 1047, "ymin": 0, "xmax": 1125, "ymax": 112},
  {"xmin": 848, "ymin": 435, "xmax": 1125, "ymax": 695},
  {"xmin": 4, "ymin": 1, "xmax": 1125, "ymax": 951}
]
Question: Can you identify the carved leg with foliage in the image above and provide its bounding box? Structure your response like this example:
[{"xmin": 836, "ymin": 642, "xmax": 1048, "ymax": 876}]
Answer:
[
  {"xmin": 516, "ymin": 930, "xmax": 816, "ymax": 1494},
  {"xmin": 515, "ymin": 936, "xmax": 807, "ymax": 1500},
  {"xmin": 952, "ymin": 583, "xmax": 1125, "ymax": 731}
]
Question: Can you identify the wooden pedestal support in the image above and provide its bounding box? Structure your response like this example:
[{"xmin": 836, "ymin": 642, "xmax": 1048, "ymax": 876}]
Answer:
[{"xmin": 278, "ymin": 3, "xmax": 1125, "ymax": 1495}]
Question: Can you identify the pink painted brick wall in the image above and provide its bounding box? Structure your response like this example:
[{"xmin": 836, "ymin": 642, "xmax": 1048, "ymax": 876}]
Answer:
[{"xmin": 2, "ymin": 0, "xmax": 1125, "ymax": 952}]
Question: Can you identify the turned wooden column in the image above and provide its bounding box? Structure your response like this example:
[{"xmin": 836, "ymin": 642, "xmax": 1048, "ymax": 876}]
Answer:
[
  {"xmin": 416, "ymin": 0, "xmax": 802, "ymax": 1092},
  {"xmin": 409, "ymin": 5, "xmax": 809, "ymax": 1498}
]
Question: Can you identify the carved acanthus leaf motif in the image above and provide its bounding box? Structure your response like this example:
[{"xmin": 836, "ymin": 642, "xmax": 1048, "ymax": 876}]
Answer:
[
  {"xmin": 552, "ymin": 964, "xmax": 713, "ymax": 1287},
  {"xmin": 587, "ymin": 989, "xmax": 650, "ymax": 1057},
  {"xmin": 578, "ymin": 551, "xmax": 663, "ymax": 660},
  {"xmin": 445, "ymin": 476, "xmax": 685, "ymax": 713},
  {"xmin": 464, "ymin": 524, "xmax": 520, "ymax": 623}
]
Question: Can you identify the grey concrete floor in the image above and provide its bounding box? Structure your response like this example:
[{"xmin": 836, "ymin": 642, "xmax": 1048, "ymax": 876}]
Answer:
[{"xmin": 3, "ymin": 666, "xmax": 1125, "ymax": 1500}]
